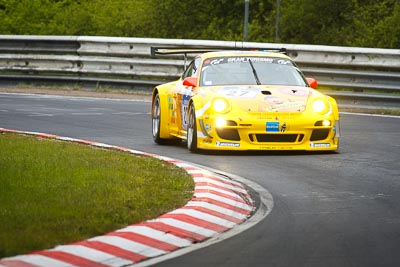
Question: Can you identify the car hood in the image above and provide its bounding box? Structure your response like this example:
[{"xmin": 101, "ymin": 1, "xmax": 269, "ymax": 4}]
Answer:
[{"xmin": 209, "ymin": 85, "xmax": 312, "ymax": 113}]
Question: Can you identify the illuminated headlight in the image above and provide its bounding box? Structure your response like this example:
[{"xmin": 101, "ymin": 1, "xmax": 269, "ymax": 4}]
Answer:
[
  {"xmin": 322, "ymin": 120, "xmax": 331, "ymax": 126},
  {"xmin": 312, "ymin": 99, "xmax": 328, "ymax": 113},
  {"xmin": 215, "ymin": 117, "xmax": 227, "ymax": 128},
  {"xmin": 212, "ymin": 98, "xmax": 230, "ymax": 113}
]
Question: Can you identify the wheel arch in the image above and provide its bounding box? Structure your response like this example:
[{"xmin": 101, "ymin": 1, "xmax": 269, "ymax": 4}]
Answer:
[
  {"xmin": 187, "ymin": 94, "xmax": 203, "ymax": 118},
  {"xmin": 328, "ymin": 96, "xmax": 340, "ymax": 120}
]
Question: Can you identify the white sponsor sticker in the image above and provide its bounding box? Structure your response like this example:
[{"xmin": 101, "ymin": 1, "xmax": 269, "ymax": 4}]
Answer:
[
  {"xmin": 216, "ymin": 141, "xmax": 240, "ymax": 147},
  {"xmin": 310, "ymin": 143, "xmax": 331, "ymax": 148}
]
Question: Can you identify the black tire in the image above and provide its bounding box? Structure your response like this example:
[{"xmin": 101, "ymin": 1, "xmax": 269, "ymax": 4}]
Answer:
[
  {"xmin": 187, "ymin": 102, "xmax": 198, "ymax": 152},
  {"xmin": 152, "ymin": 93, "xmax": 165, "ymax": 144}
]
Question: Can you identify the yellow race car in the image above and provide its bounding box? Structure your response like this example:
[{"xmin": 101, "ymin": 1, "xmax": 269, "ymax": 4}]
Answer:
[{"xmin": 151, "ymin": 48, "xmax": 340, "ymax": 152}]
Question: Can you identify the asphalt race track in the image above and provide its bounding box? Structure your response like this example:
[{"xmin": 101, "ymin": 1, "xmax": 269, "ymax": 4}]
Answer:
[{"xmin": 1, "ymin": 92, "xmax": 399, "ymax": 267}]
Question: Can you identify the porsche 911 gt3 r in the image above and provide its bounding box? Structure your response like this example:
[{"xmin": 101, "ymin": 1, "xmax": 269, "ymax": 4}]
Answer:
[{"xmin": 151, "ymin": 48, "xmax": 340, "ymax": 152}]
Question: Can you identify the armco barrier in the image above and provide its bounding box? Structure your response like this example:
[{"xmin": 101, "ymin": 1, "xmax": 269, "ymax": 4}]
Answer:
[{"xmin": 0, "ymin": 35, "xmax": 399, "ymax": 109}]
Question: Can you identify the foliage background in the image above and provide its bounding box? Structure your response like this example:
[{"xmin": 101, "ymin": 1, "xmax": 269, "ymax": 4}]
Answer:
[{"xmin": 0, "ymin": 0, "xmax": 398, "ymax": 48}]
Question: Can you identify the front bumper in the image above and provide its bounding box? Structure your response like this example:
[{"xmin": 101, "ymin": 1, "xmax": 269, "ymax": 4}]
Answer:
[{"xmin": 195, "ymin": 113, "xmax": 340, "ymax": 151}]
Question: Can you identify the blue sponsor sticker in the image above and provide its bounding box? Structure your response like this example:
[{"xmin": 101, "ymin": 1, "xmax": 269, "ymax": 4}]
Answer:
[{"xmin": 266, "ymin": 122, "xmax": 279, "ymax": 132}]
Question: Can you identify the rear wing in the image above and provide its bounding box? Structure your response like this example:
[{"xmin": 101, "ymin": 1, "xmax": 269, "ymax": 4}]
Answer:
[
  {"xmin": 151, "ymin": 47, "xmax": 221, "ymax": 68},
  {"xmin": 150, "ymin": 47, "xmax": 218, "ymax": 57},
  {"xmin": 151, "ymin": 46, "xmax": 287, "ymax": 57},
  {"xmin": 151, "ymin": 46, "xmax": 287, "ymax": 70}
]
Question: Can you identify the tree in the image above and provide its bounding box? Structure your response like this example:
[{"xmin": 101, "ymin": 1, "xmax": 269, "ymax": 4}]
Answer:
[
  {"xmin": 351, "ymin": 0, "xmax": 400, "ymax": 48},
  {"xmin": 0, "ymin": 0, "xmax": 397, "ymax": 48},
  {"xmin": 279, "ymin": 0, "xmax": 354, "ymax": 45}
]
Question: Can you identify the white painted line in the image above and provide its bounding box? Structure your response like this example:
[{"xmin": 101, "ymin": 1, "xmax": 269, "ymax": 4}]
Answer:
[
  {"xmin": 150, "ymin": 218, "xmax": 217, "ymax": 237},
  {"xmin": 116, "ymin": 226, "xmax": 192, "ymax": 247},
  {"xmin": 70, "ymin": 113, "xmax": 103, "ymax": 115},
  {"xmin": 340, "ymin": 111, "xmax": 400, "ymax": 119},
  {"xmin": 89, "ymin": 236, "xmax": 165, "ymax": 258},
  {"xmin": 195, "ymin": 185, "xmax": 247, "ymax": 200},
  {"xmin": 168, "ymin": 209, "xmax": 236, "ymax": 228},
  {"xmin": 193, "ymin": 192, "xmax": 253, "ymax": 210},
  {"xmin": 185, "ymin": 201, "xmax": 248, "ymax": 220},
  {"xmin": 173, "ymin": 162, "xmax": 196, "ymax": 169},
  {"xmin": 52, "ymin": 245, "xmax": 133, "ymax": 267},
  {"xmin": 4, "ymin": 254, "xmax": 76, "ymax": 267},
  {"xmin": 194, "ymin": 177, "xmax": 248, "ymax": 194},
  {"xmin": 112, "ymin": 112, "xmax": 143, "ymax": 115}
]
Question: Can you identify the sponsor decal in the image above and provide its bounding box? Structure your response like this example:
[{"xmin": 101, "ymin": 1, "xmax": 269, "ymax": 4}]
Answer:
[
  {"xmin": 216, "ymin": 141, "xmax": 240, "ymax": 147},
  {"xmin": 277, "ymin": 59, "xmax": 291, "ymax": 65},
  {"xmin": 202, "ymin": 138, "xmax": 212, "ymax": 144},
  {"xmin": 216, "ymin": 87, "xmax": 259, "ymax": 99},
  {"xmin": 266, "ymin": 101, "xmax": 305, "ymax": 112},
  {"xmin": 310, "ymin": 143, "xmax": 331, "ymax": 148},
  {"xmin": 281, "ymin": 122, "xmax": 287, "ymax": 132},
  {"xmin": 210, "ymin": 58, "xmax": 224, "ymax": 65},
  {"xmin": 202, "ymin": 56, "xmax": 295, "ymax": 66},
  {"xmin": 181, "ymin": 94, "xmax": 191, "ymax": 130},
  {"xmin": 266, "ymin": 122, "xmax": 279, "ymax": 132},
  {"xmin": 228, "ymin": 57, "xmax": 274, "ymax": 63},
  {"xmin": 263, "ymin": 95, "xmax": 285, "ymax": 105}
]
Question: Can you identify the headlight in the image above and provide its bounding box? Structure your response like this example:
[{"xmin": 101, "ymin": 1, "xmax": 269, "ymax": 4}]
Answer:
[
  {"xmin": 322, "ymin": 120, "xmax": 331, "ymax": 126},
  {"xmin": 215, "ymin": 117, "xmax": 227, "ymax": 128},
  {"xmin": 212, "ymin": 98, "xmax": 230, "ymax": 113},
  {"xmin": 312, "ymin": 99, "xmax": 328, "ymax": 113}
]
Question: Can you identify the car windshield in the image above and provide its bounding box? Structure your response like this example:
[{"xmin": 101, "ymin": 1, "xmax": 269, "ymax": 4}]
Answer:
[{"xmin": 199, "ymin": 56, "xmax": 307, "ymax": 87}]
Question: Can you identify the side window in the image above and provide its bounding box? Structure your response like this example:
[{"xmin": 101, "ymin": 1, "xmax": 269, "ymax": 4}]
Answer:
[
  {"xmin": 182, "ymin": 58, "xmax": 201, "ymax": 79},
  {"xmin": 182, "ymin": 61, "xmax": 195, "ymax": 79},
  {"xmin": 191, "ymin": 58, "xmax": 201, "ymax": 77}
]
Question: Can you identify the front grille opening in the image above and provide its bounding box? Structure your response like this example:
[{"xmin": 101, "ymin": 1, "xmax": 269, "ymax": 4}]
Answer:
[
  {"xmin": 226, "ymin": 120, "xmax": 237, "ymax": 126},
  {"xmin": 298, "ymin": 134, "xmax": 305, "ymax": 142},
  {"xmin": 217, "ymin": 128, "xmax": 240, "ymax": 141},
  {"xmin": 310, "ymin": 129, "xmax": 330, "ymax": 141},
  {"xmin": 255, "ymin": 134, "xmax": 298, "ymax": 143},
  {"xmin": 314, "ymin": 120, "xmax": 331, "ymax": 126},
  {"xmin": 249, "ymin": 134, "xmax": 254, "ymax": 142}
]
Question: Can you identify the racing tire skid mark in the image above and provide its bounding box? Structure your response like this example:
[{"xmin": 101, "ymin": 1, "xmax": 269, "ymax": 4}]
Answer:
[{"xmin": 0, "ymin": 128, "xmax": 255, "ymax": 267}]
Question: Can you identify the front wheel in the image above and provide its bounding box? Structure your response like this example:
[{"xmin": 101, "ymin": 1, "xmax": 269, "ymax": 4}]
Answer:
[{"xmin": 187, "ymin": 103, "xmax": 198, "ymax": 152}]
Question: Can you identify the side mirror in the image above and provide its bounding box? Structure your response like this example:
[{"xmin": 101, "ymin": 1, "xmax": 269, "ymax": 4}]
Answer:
[
  {"xmin": 183, "ymin": 77, "xmax": 198, "ymax": 87},
  {"xmin": 306, "ymin": 78, "xmax": 318, "ymax": 89}
]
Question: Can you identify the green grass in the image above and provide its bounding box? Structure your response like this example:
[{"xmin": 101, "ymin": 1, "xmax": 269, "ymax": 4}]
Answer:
[{"xmin": 0, "ymin": 133, "xmax": 194, "ymax": 258}]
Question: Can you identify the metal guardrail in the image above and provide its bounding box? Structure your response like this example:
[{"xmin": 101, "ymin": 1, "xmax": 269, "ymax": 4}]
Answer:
[{"xmin": 0, "ymin": 35, "xmax": 399, "ymax": 109}]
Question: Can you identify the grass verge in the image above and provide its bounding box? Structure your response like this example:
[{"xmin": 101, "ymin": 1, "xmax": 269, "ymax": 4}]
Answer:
[{"xmin": 0, "ymin": 133, "xmax": 194, "ymax": 258}]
